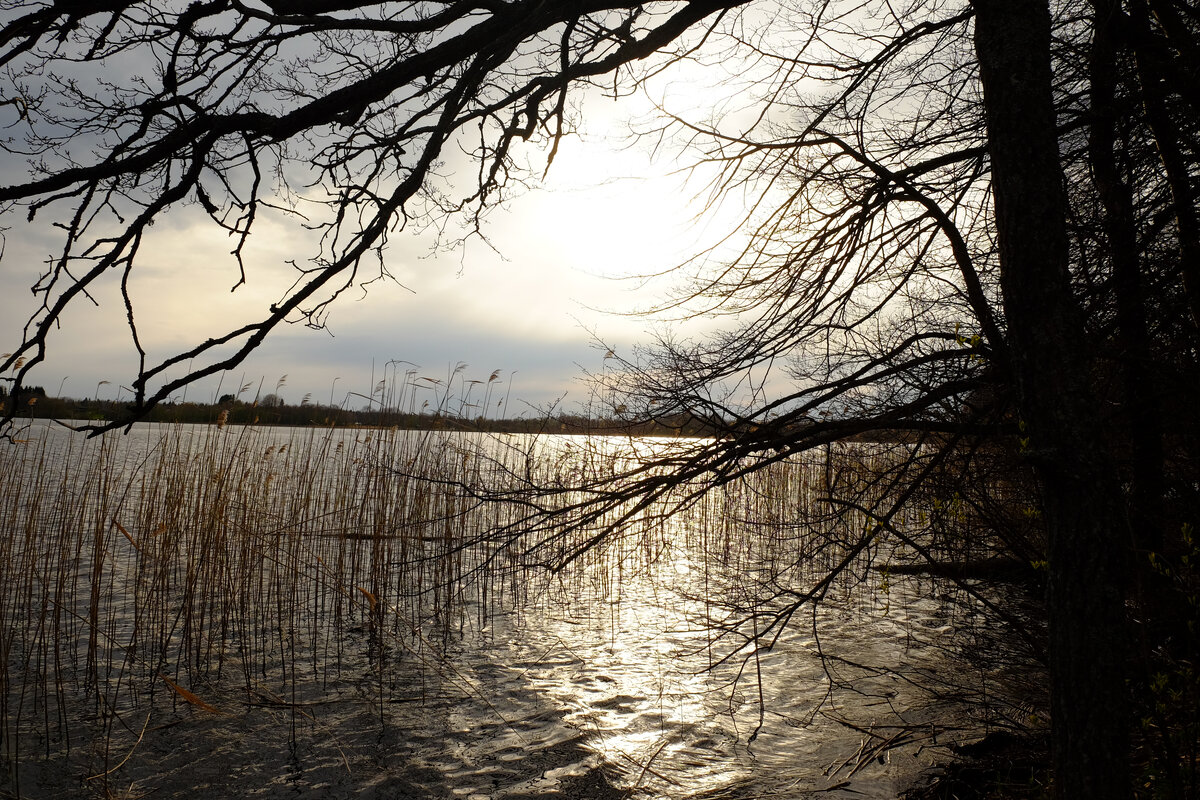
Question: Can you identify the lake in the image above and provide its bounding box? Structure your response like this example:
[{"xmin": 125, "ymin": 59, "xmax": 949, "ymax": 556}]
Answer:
[{"xmin": 0, "ymin": 420, "xmax": 1039, "ymax": 798}]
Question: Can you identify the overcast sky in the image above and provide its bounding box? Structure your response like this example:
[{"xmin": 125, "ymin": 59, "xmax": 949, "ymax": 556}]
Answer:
[
  {"xmin": 1, "ymin": 79, "xmax": 738, "ymax": 416},
  {"xmin": 0, "ymin": 1, "xmax": 793, "ymax": 421}
]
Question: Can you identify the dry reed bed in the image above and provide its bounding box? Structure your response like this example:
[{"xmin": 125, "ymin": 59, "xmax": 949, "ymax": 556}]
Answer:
[{"xmin": 0, "ymin": 422, "xmax": 910, "ymax": 794}]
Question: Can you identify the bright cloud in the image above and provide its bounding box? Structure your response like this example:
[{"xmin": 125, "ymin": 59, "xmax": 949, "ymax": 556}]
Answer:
[{"xmin": 1, "ymin": 70, "xmax": 750, "ymax": 413}]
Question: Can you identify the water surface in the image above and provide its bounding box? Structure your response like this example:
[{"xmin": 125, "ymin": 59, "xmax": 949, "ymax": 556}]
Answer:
[{"xmin": 0, "ymin": 421, "xmax": 1037, "ymax": 798}]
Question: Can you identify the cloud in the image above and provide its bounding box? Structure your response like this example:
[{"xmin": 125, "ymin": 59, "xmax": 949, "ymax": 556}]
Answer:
[{"xmin": 1, "ymin": 78, "xmax": 743, "ymax": 414}]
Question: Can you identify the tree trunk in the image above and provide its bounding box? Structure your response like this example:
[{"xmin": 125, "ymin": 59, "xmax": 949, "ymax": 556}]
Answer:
[
  {"xmin": 971, "ymin": 1, "xmax": 1130, "ymax": 797},
  {"xmin": 1090, "ymin": 0, "xmax": 1165, "ymax": 556}
]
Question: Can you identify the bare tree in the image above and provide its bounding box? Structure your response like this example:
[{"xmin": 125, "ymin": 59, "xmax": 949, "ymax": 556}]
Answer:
[
  {"xmin": 3, "ymin": 1, "xmax": 1198, "ymax": 796},
  {"xmin": 0, "ymin": 0, "xmax": 746, "ymax": 430},
  {"xmin": 475, "ymin": 1, "xmax": 1198, "ymax": 796}
]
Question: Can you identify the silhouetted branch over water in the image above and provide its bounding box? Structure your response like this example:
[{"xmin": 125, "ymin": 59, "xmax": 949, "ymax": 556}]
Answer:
[{"xmin": 2, "ymin": 2, "xmax": 1199, "ymax": 797}]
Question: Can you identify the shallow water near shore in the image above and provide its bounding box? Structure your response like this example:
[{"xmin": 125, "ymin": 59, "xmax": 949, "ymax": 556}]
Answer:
[{"xmin": 1, "ymin": 421, "xmax": 1037, "ymax": 799}]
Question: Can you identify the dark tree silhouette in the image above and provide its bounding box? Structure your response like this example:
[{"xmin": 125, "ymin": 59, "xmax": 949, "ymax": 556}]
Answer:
[
  {"xmin": 477, "ymin": 2, "xmax": 1197, "ymax": 796},
  {"xmin": 3, "ymin": 1, "xmax": 1198, "ymax": 796},
  {"xmin": 974, "ymin": 1, "xmax": 1129, "ymax": 791},
  {"xmin": 0, "ymin": 0, "xmax": 746, "ymax": 430}
]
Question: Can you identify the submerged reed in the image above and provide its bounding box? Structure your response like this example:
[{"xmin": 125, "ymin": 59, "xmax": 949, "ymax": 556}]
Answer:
[
  {"xmin": 0, "ymin": 423, "xmax": 505, "ymax": 788},
  {"xmin": 0, "ymin": 418, "xmax": 1010, "ymax": 797}
]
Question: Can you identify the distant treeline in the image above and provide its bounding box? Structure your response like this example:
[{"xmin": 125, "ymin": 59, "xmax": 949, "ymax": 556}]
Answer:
[{"xmin": 0, "ymin": 385, "xmax": 716, "ymax": 437}]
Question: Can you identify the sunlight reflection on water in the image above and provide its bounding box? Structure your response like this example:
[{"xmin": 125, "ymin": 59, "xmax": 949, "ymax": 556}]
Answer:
[
  {"xmin": 1, "ymin": 421, "xmax": 1036, "ymax": 799},
  {"xmin": 462, "ymin": 529, "xmax": 948, "ymax": 798}
]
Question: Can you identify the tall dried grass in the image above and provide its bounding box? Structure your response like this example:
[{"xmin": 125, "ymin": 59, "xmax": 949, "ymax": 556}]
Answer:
[
  {"xmin": 0, "ymin": 407, "xmax": 950, "ymax": 796},
  {"xmin": 0, "ymin": 418, "xmax": 539, "ymax": 790}
]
